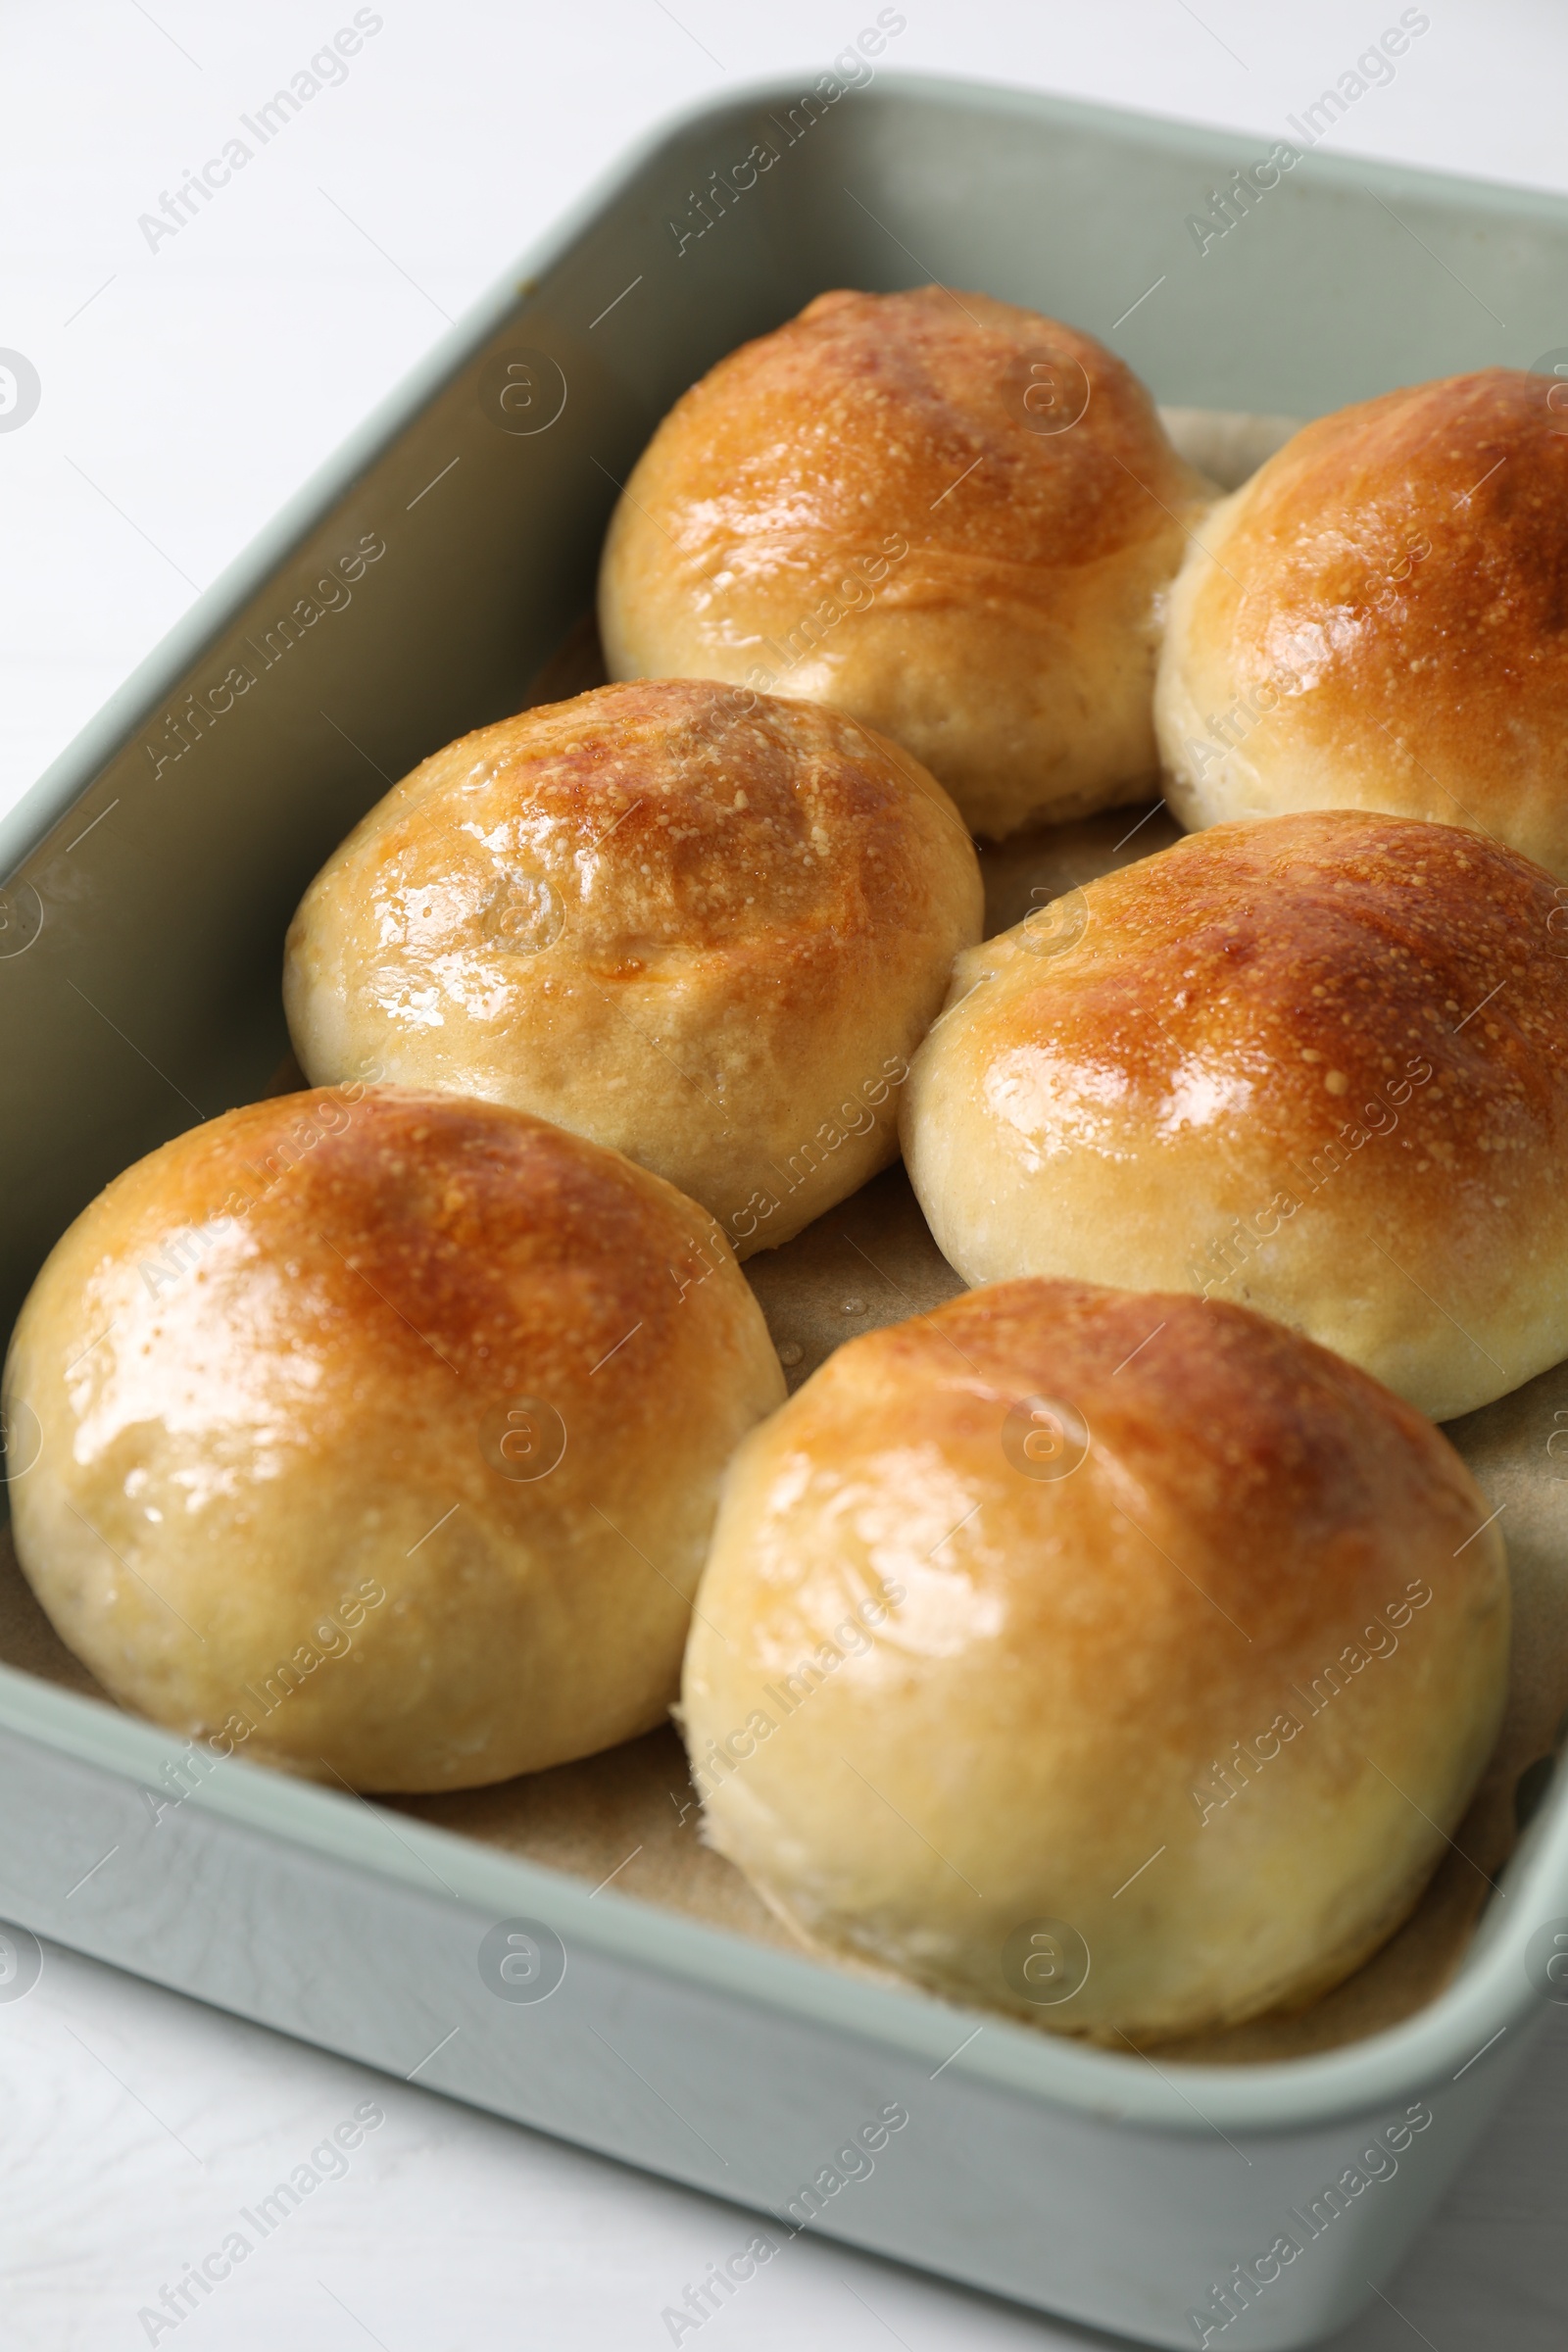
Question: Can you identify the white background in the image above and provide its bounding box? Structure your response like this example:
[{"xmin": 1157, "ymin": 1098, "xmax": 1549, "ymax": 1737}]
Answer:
[{"xmin": 3, "ymin": 3, "xmax": 1567, "ymax": 2345}]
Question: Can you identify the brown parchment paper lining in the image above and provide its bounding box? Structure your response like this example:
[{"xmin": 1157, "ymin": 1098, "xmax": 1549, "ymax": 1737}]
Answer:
[{"xmin": 3, "ymin": 407, "xmax": 1564, "ymax": 2065}]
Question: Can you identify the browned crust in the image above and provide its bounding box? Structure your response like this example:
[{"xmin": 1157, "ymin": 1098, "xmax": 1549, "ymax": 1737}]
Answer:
[
  {"xmin": 613, "ymin": 284, "xmax": 1204, "ymax": 600},
  {"xmin": 685, "ymin": 1273, "xmax": 1508, "ymax": 2037},
  {"xmin": 1193, "ymin": 368, "xmax": 1568, "ymax": 809},
  {"xmin": 297, "ymin": 675, "xmax": 972, "ymax": 984},
  {"xmin": 102, "ymin": 1087, "xmax": 735, "ymax": 1415},
  {"xmin": 283, "ymin": 680, "xmax": 981, "ymax": 1249},
  {"xmin": 4, "ymin": 1088, "xmax": 785, "ymax": 1787},
  {"xmin": 979, "ymin": 809, "xmax": 1568, "ymax": 1220},
  {"xmin": 818, "ymin": 1277, "xmax": 1492, "ymax": 1665}
]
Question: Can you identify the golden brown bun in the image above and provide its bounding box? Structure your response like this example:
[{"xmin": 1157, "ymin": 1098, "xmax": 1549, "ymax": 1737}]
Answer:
[
  {"xmin": 284, "ymin": 679, "xmax": 981, "ymax": 1256},
  {"xmin": 599, "ymin": 288, "xmax": 1214, "ymax": 838},
  {"xmin": 2, "ymin": 1087, "xmax": 784, "ymax": 1791},
  {"xmin": 682, "ymin": 1280, "xmax": 1508, "ymax": 2042},
  {"xmin": 902, "ymin": 809, "xmax": 1568, "ymax": 1421},
  {"xmin": 1156, "ymin": 368, "xmax": 1568, "ymax": 875}
]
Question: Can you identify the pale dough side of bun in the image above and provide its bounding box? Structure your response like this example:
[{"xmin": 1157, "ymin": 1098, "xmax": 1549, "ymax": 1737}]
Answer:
[
  {"xmin": 284, "ymin": 679, "xmax": 982, "ymax": 1256},
  {"xmin": 682, "ymin": 1281, "xmax": 1508, "ymax": 2041},
  {"xmin": 600, "ymin": 287, "xmax": 1215, "ymax": 839},
  {"xmin": 3, "ymin": 1088, "xmax": 784, "ymax": 1790},
  {"xmin": 902, "ymin": 809, "xmax": 1568, "ymax": 1420},
  {"xmin": 1155, "ymin": 368, "xmax": 1568, "ymax": 876}
]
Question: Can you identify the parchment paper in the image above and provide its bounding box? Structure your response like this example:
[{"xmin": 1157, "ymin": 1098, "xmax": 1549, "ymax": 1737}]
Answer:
[{"xmin": 3, "ymin": 405, "xmax": 1563, "ymax": 2063}]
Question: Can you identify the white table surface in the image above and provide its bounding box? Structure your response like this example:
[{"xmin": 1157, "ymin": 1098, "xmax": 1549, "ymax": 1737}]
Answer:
[{"xmin": 2, "ymin": 4, "xmax": 1566, "ymax": 2344}]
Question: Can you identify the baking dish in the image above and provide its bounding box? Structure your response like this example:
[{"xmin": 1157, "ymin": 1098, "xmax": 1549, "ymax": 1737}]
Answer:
[{"xmin": 3, "ymin": 72, "xmax": 1568, "ymax": 2349}]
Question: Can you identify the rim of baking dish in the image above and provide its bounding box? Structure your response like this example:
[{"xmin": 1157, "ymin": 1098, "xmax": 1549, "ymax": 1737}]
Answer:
[
  {"xmin": 0, "ymin": 1650, "xmax": 1559, "ymax": 2135},
  {"xmin": 3, "ymin": 69, "xmax": 1567, "ymax": 2136}
]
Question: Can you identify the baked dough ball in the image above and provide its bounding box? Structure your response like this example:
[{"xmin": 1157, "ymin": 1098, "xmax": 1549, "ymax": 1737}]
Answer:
[
  {"xmin": 1156, "ymin": 368, "xmax": 1568, "ymax": 875},
  {"xmin": 2, "ymin": 1086, "xmax": 784, "ymax": 1791},
  {"xmin": 599, "ymin": 287, "xmax": 1214, "ymax": 839},
  {"xmin": 902, "ymin": 809, "xmax": 1568, "ymax": 1422},
  {"xmin": 284, "ymin": 679, "xmax": 980, "ymax": 1255},
  {"xmin": 682, "ymin": 1280, "xmax": 1508, "ymax": 2042}
]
